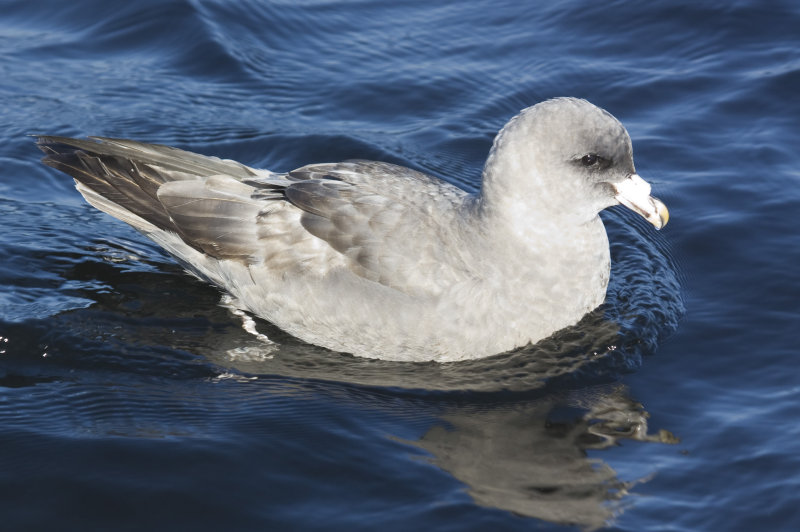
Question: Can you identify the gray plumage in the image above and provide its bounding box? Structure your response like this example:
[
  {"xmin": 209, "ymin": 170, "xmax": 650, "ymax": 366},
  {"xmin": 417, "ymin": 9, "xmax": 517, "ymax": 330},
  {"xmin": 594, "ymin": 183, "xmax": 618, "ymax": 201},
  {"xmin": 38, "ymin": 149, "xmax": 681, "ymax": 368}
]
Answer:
[{"xmin": 37, "ymin": 98, "xmax": 668, "ymax": 362}]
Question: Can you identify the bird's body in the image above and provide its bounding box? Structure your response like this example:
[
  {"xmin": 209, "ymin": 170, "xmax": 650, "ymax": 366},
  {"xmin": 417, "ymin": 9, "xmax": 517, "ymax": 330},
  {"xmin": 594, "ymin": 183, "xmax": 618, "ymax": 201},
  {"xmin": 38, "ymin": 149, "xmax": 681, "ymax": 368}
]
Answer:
[{"xmin": 38, "ymin": 98, "xmax": 667, "ymax": 362}]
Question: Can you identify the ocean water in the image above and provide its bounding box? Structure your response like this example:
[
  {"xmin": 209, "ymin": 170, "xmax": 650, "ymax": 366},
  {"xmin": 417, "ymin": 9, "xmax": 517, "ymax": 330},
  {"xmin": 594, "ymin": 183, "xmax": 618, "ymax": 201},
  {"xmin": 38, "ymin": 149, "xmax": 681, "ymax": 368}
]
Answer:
[{"xmin": 1, "ymin": 0, "xmax": 799, "ymax": 530}]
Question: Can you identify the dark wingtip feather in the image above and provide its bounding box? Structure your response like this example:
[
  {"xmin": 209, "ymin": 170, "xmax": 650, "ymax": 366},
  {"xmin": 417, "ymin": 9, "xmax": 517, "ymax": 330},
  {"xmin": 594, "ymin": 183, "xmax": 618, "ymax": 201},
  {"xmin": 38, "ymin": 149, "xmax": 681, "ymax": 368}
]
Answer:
[
  {"xmin": 35, "ymin": 135, "xmax": 180, "ymax": 232},
  {"xmin": 36, "ymin": 135, "xmax": 102, "ymax": 155}
]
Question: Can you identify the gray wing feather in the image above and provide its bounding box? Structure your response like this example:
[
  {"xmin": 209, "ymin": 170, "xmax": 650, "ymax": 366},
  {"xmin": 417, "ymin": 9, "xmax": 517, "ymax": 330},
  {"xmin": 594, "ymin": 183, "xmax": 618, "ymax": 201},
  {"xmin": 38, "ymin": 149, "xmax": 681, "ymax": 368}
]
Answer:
[
  {"xmin": 37, "ymin": 135, "xmax": 267, "ymax": 240},
  {"xmin": 40, "ymin": 135, "xmax": 260, "ymax": 180},
  {"xmin": 277, "ymin": 161, "xmax": 472, "ymax": 294},
  {"xmin": 157, "ymin": 176, "xmax": 264, "ymax": 260},
  {"xmin": 38, "ymin": 136, "xmax": 473, "ymax": 295}
]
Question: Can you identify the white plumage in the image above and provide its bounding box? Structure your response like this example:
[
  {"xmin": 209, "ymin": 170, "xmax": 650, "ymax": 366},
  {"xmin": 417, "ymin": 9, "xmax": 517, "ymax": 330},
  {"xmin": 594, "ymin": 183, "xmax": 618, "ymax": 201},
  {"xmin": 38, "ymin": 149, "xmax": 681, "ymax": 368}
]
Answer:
[{"xmin": 38, "ymin": 98, "xmax": 667, "ymax": 361}]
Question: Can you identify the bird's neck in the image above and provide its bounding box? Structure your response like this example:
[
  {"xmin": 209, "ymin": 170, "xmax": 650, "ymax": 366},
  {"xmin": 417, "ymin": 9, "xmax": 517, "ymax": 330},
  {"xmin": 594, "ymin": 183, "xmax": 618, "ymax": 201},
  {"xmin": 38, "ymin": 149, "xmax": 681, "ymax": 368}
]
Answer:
[
  {"xmin": 474, "ymin": 150, "xmax": 612, "ymax": 310},
  {"xmin": 477, "ymin": 171, "xmax": 598, "ymax": 249}
]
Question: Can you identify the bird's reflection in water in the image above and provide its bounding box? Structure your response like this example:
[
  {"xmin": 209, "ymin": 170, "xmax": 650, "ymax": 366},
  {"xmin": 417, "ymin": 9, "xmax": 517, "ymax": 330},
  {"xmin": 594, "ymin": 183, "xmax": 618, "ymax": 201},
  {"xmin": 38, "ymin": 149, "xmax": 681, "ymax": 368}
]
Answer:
[{"xmin": 410, "ymin": 385, "xmax": 677, "ymax": 529}]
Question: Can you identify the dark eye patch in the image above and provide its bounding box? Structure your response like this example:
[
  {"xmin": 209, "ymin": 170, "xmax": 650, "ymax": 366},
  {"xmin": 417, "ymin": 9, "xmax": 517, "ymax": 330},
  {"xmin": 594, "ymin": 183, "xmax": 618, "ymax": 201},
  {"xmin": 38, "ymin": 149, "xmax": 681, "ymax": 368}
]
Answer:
[{"xmin": 577, "ymin": 153, "xmax": 611, "ymax": 169}]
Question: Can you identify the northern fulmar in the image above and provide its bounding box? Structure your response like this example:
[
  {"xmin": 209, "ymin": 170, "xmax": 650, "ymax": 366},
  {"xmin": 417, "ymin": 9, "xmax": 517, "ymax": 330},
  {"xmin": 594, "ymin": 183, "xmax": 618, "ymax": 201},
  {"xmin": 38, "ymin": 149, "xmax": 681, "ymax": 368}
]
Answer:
[{"xmin": 37, "ymin": 98, "xmax": 668, "ymax": 362}]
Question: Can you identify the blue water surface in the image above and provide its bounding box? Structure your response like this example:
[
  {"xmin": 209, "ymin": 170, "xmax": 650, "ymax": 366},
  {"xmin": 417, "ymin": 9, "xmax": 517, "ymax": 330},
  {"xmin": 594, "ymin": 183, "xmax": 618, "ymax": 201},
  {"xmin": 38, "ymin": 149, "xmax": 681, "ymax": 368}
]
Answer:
[{"xmin": 1, "ymin": 1, "xmax": 799, "ymax": 530}]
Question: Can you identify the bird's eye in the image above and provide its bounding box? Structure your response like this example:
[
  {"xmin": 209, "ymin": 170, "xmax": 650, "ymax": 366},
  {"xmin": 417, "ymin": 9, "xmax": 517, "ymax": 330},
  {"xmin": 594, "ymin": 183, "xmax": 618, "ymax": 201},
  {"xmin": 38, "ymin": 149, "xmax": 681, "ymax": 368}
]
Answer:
[{"xmin": 581, "ymin": 154, "xmax": 599, "ymax": 167}]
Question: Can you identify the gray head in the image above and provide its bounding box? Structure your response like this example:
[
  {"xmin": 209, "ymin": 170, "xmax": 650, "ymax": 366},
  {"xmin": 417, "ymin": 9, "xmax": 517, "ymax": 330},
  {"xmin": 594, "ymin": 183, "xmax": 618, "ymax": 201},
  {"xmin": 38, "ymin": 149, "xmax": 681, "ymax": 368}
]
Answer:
[{"xmin": 481, "ymin": 97, "xmax": 668, "ymax": 229}]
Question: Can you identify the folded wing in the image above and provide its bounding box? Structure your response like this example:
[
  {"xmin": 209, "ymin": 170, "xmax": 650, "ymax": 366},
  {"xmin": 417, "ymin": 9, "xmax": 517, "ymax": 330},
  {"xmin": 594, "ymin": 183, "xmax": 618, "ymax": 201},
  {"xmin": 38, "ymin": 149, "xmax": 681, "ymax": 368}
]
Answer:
[{"xmin": 38, "ymin": 137, "xmax": 473, "ymax": 297}]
